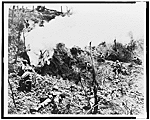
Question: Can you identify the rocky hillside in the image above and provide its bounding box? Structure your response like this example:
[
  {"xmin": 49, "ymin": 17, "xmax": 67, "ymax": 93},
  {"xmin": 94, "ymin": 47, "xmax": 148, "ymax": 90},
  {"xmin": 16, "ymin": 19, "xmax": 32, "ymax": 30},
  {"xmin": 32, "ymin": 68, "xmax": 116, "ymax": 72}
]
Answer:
[
  {"xmin": 8, "ymin": 57, "xmax": 144, "ymax": 115},
  {"xmin": 7, "ymin": 5, "xmax": 145, "ymax": 117}
]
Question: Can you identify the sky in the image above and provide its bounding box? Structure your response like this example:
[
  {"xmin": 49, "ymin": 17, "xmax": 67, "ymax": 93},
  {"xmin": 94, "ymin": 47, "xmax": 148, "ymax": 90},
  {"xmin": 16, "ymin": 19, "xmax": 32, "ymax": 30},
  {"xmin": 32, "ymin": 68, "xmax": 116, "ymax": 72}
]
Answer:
[{"xmin": 8, "ymin": 2, "xmax": 146, "ymax": 65}]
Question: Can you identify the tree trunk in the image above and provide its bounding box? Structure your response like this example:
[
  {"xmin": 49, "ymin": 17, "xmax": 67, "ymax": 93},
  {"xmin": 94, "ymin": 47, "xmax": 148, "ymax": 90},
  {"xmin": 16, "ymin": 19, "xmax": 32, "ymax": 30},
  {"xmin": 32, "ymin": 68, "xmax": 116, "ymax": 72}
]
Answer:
[
  {"xmin": 12, "ymin": 7, "xmax": 14, "ymax": 24},
  {"xmin": 93, "ymin": 85, "xmax": 98, "ymax": 114},
  {"xmin": 14, "ymin": 31, "xmax": 21, "ymax": 63},
  {"xmin": 89, "ymin": 42, "xmax": 98, "ymax": 114},
  {"xmin": 23, "ymin": 30, "xmax": 26, "ymax": 51},
  {"xmin": 61, "ymin": 6, "xmax": 62, "ymax": 13}
]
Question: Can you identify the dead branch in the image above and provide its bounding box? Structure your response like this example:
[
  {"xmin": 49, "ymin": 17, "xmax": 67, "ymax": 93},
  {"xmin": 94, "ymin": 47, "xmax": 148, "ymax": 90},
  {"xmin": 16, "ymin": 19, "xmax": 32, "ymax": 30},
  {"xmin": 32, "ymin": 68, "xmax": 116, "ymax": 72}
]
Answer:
[
  {"xmin": 8, "ymin": 79, "xmax": 17, "ymax": 110},
  {"xmin": 89, "ymin": 41, "xmax": 98, "ymax": 114}
]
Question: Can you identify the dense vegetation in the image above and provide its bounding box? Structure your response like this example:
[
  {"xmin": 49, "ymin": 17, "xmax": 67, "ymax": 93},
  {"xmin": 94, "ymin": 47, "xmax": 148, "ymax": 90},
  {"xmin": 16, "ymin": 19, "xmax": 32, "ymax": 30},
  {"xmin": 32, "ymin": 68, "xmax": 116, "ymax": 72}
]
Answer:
[{"xmin": 8, "ymin": 6, "xmax": 144, "ymax": 116}]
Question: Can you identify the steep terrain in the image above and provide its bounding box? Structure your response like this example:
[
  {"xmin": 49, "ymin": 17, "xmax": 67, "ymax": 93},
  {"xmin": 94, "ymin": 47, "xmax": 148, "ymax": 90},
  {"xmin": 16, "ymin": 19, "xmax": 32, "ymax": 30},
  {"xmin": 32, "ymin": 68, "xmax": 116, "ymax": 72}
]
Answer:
[
  {"xmin": 7, "ymin": 6, "xmax": 145, "ymax": 117},
  {"xmin": 8, "ymin": 58, "xmax": 145, "ymax": 115}
]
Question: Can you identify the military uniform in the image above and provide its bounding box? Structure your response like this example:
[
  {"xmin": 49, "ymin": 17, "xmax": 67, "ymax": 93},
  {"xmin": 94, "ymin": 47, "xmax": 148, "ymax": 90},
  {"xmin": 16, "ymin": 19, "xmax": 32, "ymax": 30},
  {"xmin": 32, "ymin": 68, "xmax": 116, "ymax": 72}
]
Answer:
[
  {"xmin": 18, "ymin": 60, "xmax": 35, "ymax": 92},
  {"xmin": 113, "ymin": 60, "xmax": 121, "ymax": 78}
]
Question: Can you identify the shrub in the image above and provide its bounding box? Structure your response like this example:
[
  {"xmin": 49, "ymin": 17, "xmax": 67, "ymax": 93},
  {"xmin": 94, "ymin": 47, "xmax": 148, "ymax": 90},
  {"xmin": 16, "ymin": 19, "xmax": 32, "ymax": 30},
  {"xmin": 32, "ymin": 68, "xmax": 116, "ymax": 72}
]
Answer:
[
  {"xmin": 126, "ymin": 40, "xmax": 137, "ymax": 53},
  {"xmin": 106, "ymin": 42, "xmax": 133, "ymax": 62}
]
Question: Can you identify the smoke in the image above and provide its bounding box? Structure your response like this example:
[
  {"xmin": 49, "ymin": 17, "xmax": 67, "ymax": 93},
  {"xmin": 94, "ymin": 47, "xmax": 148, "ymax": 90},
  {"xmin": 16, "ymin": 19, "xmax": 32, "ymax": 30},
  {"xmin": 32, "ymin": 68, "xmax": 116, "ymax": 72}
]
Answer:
[
  {"xmin": 128, "ymin": 31, "xmax": 134, "ymax": 40},
  {"xmin": 24, "ymin": 4, "xmax": 144, "ymax": 65}
]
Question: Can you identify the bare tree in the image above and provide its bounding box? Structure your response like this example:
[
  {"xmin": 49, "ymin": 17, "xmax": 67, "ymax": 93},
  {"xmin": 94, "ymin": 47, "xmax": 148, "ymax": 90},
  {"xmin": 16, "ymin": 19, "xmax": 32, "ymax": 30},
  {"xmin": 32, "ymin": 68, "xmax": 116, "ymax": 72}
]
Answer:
[{"xmin": 89, "ymin": 41, "xmax": 98, "ymax": 114}]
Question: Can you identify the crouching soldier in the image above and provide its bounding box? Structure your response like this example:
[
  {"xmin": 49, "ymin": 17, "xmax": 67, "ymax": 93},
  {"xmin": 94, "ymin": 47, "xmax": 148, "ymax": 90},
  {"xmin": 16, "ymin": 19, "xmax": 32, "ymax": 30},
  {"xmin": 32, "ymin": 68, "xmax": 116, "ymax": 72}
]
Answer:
[
  {"xmin": 39, "ymin": 20, "xmax": 44, "ymax": 27},
  {"xmin": 18, "ymin": 60, "xmax": 35, "ymax": 92},
  {"xmin": 132, "ymin": 56, "xmax": 142, "ymax": 65}
]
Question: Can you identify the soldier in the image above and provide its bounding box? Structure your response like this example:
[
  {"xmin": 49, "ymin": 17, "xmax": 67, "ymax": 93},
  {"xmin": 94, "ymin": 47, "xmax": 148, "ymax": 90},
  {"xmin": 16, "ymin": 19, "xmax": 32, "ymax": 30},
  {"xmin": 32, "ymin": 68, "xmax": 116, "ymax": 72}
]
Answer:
[
  {"xmin": 132, "ymin": 56, "xmax": 142, "ymax": 65},
  {"xmin": 113, "ymin": 39, "xmax": 117, "ymax": 52},
  {"xmin": 121, "ymin": 63, "xmax": 130, "ymax": 75},
  {"xmin": 26, "ymin": 20, "xmax": 30, "ymax": 28},
  {"xmin": 18, "ymin": 59, "xmax": 35, "ymax": 92},
  {"xmin": 38, "ymin": 50, "xmax": 47, "ymax": 66},
  {"xmin": 30, "ymin": 86, "xmax": 63, "ymax": 113},
  {"xmin": 18, "ymin": 49, "xmax": 31, "ymax": 65},
  {"xmin": 112, "ymin": 60, "xmax": 121, "ymax": 78},
  {"xmin": 39, "ymin": 20, "xmax": 44, "ymax": 27}
]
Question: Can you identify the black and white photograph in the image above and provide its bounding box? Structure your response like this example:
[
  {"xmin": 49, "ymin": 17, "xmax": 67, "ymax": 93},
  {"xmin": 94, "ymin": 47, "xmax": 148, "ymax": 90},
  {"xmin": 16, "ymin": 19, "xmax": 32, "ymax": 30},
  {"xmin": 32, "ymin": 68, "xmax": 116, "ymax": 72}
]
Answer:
[{"xmin": 2, "ymin": 1, "xmax": 147, "ymax": 118}]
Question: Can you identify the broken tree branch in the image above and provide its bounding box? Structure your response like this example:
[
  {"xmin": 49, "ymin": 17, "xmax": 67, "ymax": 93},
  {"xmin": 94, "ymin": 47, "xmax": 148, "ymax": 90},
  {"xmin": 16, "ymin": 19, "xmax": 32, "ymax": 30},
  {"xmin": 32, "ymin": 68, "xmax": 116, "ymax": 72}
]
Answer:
[
  {"xmin": 8, "ymin": 79, "xmax": 17, "ymax": 110},
  {"xmin": 23, "ymin": 30, "xmax": 26, "ymax": 51},
  {"xmin": 89, "ymin": 41, "xmax": 98, "ymax": 114}
]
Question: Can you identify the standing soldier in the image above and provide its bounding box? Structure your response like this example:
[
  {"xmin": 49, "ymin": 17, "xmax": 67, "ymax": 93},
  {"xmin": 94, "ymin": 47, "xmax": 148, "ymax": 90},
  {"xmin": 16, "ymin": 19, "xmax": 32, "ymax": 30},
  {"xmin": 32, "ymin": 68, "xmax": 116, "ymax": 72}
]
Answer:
[
  {"xmin": 112, "ymin": 60, "xmax": 121, "ymax": 78},
  {"xmin": 113, "ymin": 39, "xmax": 117, "ymax": 52},
  {"xmin": 26, "ymin": 20, "xmax": 30, "ymax": 28},
  {"xmin": 38, "ymin": 50, "xmax": 46, "ymax": 66}
]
